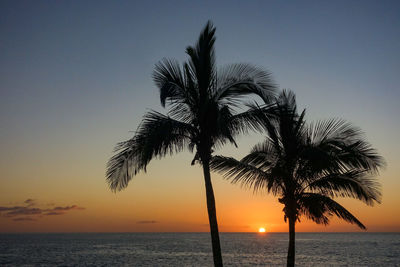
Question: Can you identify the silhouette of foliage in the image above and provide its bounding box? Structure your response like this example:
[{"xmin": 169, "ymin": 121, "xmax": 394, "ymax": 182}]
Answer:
[
  {"xmin": 210, "ymin": 90, "xmax": 384, "ymax": 267},
  {"xmin": 106, "ymin": 21, "xmax": 277, "ymax": 267}
]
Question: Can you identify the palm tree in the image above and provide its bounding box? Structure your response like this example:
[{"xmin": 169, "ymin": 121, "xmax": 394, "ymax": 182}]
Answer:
[
  {"xmin": 210, "ymin": 91, "xmax": 384, "ymax": 267},
  {"xmin": 106, "ymin": 21, "xmax": 276, "ymax": 267}
]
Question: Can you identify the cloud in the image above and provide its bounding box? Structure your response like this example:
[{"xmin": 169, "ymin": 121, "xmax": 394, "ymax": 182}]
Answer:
[
  {"xmin": 0, "ymin": 206, "xmax": 21, "ymax": 212},
  {"xmin": 0, "ymin": 199, "xmax": 85, "ymax": 222},
  {"xmin": 44, "ymin": 211, "xmax": 65, "ymax": 216},
  {"xmin": 13, "ymin": 217, "xmax": 36, "ymax": 222},
  {"xmin": 5, "ymin": 207, "xmax": 42, "ymax": 217},
  {"xmin": 137, "ymin": 220, "xmax": 158, "ymax": 224},
  {"xmin": 52, "ymin": 205, "xmax": 85, "ymax": 211},
  {"xmin": 24, "ymin": 199, "xmax": 36, "ymax": 206}
]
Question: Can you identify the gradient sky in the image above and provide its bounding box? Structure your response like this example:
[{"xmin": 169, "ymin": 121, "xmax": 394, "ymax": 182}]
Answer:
[{"xmin": 1, "ymin": 0, "xmax": 399, "ymax": 232}]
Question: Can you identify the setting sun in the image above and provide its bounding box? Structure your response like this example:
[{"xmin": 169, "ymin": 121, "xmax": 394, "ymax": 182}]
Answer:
[{"xmin": 258, "ymin": 227, "xmax": 266, "ymax": 233}]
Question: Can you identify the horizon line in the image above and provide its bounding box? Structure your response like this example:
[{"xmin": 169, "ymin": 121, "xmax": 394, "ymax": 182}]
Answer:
[{"xmin": 1, "ymin": 231, "xmax": 399, "ymax": 234}]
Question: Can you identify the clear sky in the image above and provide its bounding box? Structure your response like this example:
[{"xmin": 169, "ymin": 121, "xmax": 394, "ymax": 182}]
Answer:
[{"xmin": 1, "ymin": 0, "xmax": 399, "ymax": 232}]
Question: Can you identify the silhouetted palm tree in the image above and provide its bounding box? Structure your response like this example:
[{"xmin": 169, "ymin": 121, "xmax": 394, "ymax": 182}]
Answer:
[
  {"xmin": 210, "ymin": 91, "xmax": 384, "ymax": 267},
  {"xmin": 106, "ymin": 21, "xmax": 276, "ymax": 267}
]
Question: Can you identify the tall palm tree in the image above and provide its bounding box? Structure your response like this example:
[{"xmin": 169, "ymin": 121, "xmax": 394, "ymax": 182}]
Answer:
[
  {"xmin": 106, "ymin": 21, "xmax": 276, "ymax": 267},
  {"xmin": 210, "ymin": 91, "xmax": 384, "ymax": 267}
]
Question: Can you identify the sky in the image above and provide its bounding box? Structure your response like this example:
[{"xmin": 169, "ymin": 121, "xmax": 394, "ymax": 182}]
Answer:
[{"xmin": 0, "ymin": 0, "xmax": 399, "ymax": 232}]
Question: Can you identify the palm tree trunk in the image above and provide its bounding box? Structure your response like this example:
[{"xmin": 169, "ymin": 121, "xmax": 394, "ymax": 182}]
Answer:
[
  {"xmin": 287, "ymin": 215, "xmax": 296, "ymax": 267},
  {"xmin": 202, "ymin": 159, "xmax": 223, "ymax": 267}
]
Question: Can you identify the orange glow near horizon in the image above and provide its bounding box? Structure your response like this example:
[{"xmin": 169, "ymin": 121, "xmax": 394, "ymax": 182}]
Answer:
[
  {"xmin": 1, "ymin": 160, "xmax": 399, "ymax": 233},
  {"xmin": 0, "ymin": 128, "xmax": 399, "ymax": 233}
]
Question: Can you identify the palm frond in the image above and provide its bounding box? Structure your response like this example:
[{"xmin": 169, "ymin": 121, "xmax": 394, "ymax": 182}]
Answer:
[
  {"xmin": 183, "ymin": 62, "xmax": 199, "ymax": 106},
  {"xmin": 305, "ymin": 171, "xmax": 381, "ymax": 205},
  {"xmin": 167, "ymin": 99, "xmax": 195, "ymax": 124},
  {"xmin": 106, "ymin": 111, "xmax": 195, "ymax": 191},
  {"xmin": 217, "ymin": 102, "xmax": 264, "ymax": 138},
  {"xmin": 294, "ymin": 109, "xmax": 306, "ymax": 139},
  {"xmin": 297, "ymin": 118, "xmax": 385, "ymax": 181},
  {"xmin": 214, "ymin": 63, "xmax": 277, "ymax": 104},
  {"xmin": 241, "ymin": 139, "xmax": 279, "ymax": 171},
  {"xmin": 214, "ymin": 105, "xmax": 238, "ymax": 147},
  {"xmin": 299, "ymin": 193, "xmax": 366, "ymax": 229},
  {"xmin": 153, "ymin": 58, "xmax": 188, "ymax": 107},
  {"xmin": 210, "ymin": 155, "xmax": 281, "ymax": 194},
  {"xmin": 298, "ymin": 143, "xmax": 340, "ymax": 173},
  {"xmin": 186, "ymin": 20, "xmax": 216, "ymax": 96},
  {"xmin": 301, "ymin": 135, "xmax": 385, "ymax": 176},
  {"xmin": 255, "ymin": 107, "xmax": 283, "ymax": 156},
  {"xmin": 333, "ymin": 139, "xmax": 385, "ymax": 173},
  {"xmin": 308, "ymin": 118, "xmax": 361, "ymax": 145},
  {"xmin": 106, "ymin": 139, "xmax": 137, "ymax": 192},
  {"xmin": 135, "ymin": 110, "xmax": 195, "ymax": 159},
  {"xmin": 276, "ymin": 90, "xmax": 297, "ymax": 112},
  {"xmin": 211, "ymin": 102, "xmax": 279, "ymax": 152},
  {"xmin": 273, "ymin": 91, "xmax": 305, "ymax": 155}
]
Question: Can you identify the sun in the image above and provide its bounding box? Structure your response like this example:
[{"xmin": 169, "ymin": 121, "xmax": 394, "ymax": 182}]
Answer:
[{"xmin": 258, "ymin": 227, "xmax": 266, "ymax": 233}]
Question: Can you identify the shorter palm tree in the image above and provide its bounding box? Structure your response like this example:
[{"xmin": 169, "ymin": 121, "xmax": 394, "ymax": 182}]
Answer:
[{"xmin": 210, "ymin": 90, "xmax": 384, "ymax": 267}]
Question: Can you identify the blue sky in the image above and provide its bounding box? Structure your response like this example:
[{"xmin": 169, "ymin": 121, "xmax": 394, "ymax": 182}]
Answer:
[{"xmin": 1, "ymin": 1, "xmax": 399, "ymax": 137}]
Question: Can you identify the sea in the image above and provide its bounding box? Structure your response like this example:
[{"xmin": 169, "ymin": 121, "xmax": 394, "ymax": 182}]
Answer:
[{"xmin": 0, "ymin": 233, "xmax": 399, "ymax": 266}]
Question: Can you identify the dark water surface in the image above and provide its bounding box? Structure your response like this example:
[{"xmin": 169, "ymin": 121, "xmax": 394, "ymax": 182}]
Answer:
[{"xmin": 0, "ymin": 233, "xmax": 399, "ymax": 266}]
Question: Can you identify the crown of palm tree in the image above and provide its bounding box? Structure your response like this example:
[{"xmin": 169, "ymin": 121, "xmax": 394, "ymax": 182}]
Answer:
[
  {"xmin": 106, "ymin": 21, "xmax": 277, "ymax": 191},
  {"xmin": 210, "ymin": 90, "xmax": 384, "ymax": 228}
]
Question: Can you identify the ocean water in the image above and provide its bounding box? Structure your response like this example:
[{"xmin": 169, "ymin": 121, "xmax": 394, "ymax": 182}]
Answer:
[{"xmin": 0, "ymin": 233, "xmax": 399, "ymax": 266}]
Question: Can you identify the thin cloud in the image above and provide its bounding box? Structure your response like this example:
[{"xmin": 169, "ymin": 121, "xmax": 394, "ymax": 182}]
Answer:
[
  {"xmin": 5, "ymin": 207, "xmax": 42, "ymax": 217},
  {"xmin": 44, "ymin": 211, "xmax": 65, "ymax": 216},
  {"xmin": 52, "ymin": 205, "xmax": 85, "ymax": 211},
  {"xmin": 13, "ymin": 217, "xmax": 36, "ymax": 222},
  {"xmin": 137, "ymin": 220, "xmax": 158, "ymax": 224},
  {"xmin": 0, "ymin": 199, "xmax": 85, "ymax": 222},
  {"xmin": 24, "ymin": 199, "xmax": 36, "ymax": 206},
  {"xmin": 0, "ymin": 206, "xmax": 21, "ymax": 212}
]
